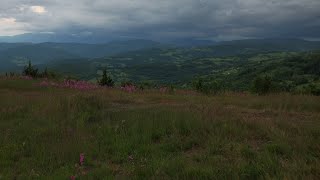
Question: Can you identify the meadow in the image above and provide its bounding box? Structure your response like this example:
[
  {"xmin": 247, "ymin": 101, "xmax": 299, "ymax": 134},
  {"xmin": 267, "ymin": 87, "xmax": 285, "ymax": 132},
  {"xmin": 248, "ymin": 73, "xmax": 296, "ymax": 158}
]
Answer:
[{"xmin": 0, "ymin": 78, "xmax": 319, "ymax": 179}]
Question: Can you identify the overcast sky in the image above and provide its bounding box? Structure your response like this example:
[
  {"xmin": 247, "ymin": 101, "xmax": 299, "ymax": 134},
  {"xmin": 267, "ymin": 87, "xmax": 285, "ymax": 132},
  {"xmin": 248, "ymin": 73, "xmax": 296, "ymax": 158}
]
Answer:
[{"xmin": 0, "ymin": 0, "xmax": 319, "ymax": 41}]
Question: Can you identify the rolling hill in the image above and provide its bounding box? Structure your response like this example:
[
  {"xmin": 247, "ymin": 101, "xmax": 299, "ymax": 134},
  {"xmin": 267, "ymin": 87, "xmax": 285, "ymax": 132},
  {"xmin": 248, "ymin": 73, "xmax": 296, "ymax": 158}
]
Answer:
[
  {"xmin": 44, "ymin": 47, "xmax": 320, "ymax": 94},
  {"xmin": 1, "ymin": 38, "xmax": 320, "ymax": 92},
  {"xmin": 0, "ymin": 40, "xmax": 167, "ymax": 71},
  {"xmin": 0, "ymin": 44, "xmax": 78, "ymax": 65}
]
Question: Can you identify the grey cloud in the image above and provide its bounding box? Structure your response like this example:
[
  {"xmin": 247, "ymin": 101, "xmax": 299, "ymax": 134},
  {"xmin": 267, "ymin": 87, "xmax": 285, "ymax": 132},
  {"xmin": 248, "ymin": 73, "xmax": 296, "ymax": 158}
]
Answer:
[{"xmin": 0, "ymin": 0, "xmax": 319, "ymax": 40}]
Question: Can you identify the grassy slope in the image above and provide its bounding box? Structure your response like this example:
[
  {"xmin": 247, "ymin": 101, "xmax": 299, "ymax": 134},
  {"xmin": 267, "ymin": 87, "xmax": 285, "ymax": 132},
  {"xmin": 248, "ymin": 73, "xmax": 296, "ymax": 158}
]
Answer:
[{"xmin": 0, "ymin": 79, "xmax": 319, "ymax": 179}]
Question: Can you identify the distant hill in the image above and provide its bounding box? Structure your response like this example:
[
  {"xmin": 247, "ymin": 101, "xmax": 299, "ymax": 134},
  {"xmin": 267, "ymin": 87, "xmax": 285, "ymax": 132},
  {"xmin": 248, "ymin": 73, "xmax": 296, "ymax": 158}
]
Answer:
[
  {"xmin": 1, "ymin": 38, "xmax": 320, "ymax": 87},
  {"xmin": 0, "ymin": 33, "xmax": 114, "ymax": 44},
  {"xmin": 0, "ymin": 44, "xmax": 78, "ymax": 65},
  {"xmin": 0, "ymin": 40, "xmax": 168, "ymax": 70},
  {"xmin": 0, "ymin": 33, "xmax": 216, "ymax": 47},
  {"xmin": 216, "ymin": 38, "xmax": 320, "ymax": 53},
  {"xmin": 44, "ymin": 42, "xmax": 320, "ymax": 88},
  {"xmin": 94, "ymin": 38, "xmax": 320, "ymax": 64},
  {"xmin": 0, "ymin": 43, "xmax": 33, "ymax": 52},
  {"xmin": 167, "ymin": 39, "xmax": 217, "ymax": 47},
  {"xmin": 40, "ymin": 40, "xmax": 167, "ymax": 58}
]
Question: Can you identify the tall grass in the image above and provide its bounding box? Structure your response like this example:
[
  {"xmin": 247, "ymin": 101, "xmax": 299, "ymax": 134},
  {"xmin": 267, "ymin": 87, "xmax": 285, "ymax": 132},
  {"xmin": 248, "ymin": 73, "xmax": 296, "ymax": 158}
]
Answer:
[{"xmin": 0, "ymin": 79, "xmax": 319, "ymax": 179}]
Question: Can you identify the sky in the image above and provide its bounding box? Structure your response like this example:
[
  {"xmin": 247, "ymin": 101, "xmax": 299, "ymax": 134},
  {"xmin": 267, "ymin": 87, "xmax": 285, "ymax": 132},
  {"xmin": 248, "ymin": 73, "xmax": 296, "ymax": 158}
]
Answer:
[{"xmin": 0, "ymin": 0, "xmax": 320, "ymax": 41}]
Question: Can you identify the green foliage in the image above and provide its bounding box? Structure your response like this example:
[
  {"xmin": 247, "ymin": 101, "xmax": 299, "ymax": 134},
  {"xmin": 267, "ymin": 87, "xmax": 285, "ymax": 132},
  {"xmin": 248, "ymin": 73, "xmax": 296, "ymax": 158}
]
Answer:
[
  {"xmin": 23, "ymin": 61, "xmax": 39, "ymax": 77},
  {"xmin": 133, "ymin": 81, "xmax": 158, "ymax": 90},
  {"xmin": 168, "ymin": 84, "xmax": 175, "ymax": 94},
  {"xmin": 252, "ymin": 75, "xmax": 274, "ymax": 95},
  {"xmin": 22, "ymin": 62, "xmax": 58, "ymax": 79},
  {"xmin": 39, "ymin": 67, "xmax": 57, "ymax": 79},
  {"xmin": 98, "ymin": 69, "xmax": 114, "ymax": 87},
  {"xmin": 192, "ymin": 77, "xmax": 224, "ymax": 95},
  {"xmin": 192, "ymin": 77, "xmax": 204, "ymax": 92},
  {"xmin": 3, "ymin": 40, "xmax": 319, "ymax": 96},
  {"xmin": 4, "ymin": 72, "xmax": 17, "ymax": 77},
  {"xmin": 41, "ymin": 49, "xmax": 320, "ymax": 96},
  {"xmin": 309, "ymin": 83, "xmax": 320, "ymax": 96},
  {"xmin": 294, "ymin": 82, "xmax": 320, "ymax": 96}
]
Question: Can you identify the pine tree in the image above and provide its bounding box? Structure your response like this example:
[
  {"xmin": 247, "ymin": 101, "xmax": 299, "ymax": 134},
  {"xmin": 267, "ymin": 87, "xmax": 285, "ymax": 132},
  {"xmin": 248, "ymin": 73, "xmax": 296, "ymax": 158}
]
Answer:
[
  {"xmin": 23, "ymin": 61, "xmax": 38, "ymax": 77},
  {"xmin": 98, "ymin": 69, "xmax": 114, "ymax": 87}
]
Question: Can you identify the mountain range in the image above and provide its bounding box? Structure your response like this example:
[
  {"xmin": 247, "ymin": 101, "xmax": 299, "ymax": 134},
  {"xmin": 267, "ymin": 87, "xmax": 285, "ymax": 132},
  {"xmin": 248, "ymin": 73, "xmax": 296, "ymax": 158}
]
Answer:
[
  {"xmin": 0, "ymin": 40, "xmax": 166, "ymax": 70},
  {"xmin": 0, "ymin": 33, "xmax": 217, "ymax": 46},
  {"xmin": 0, "ymin": 38, "xmax": 319, "ymax": 94},
  {"xmin": 1, "ymin": 38, "xmax": 320, "ymax": 78}
]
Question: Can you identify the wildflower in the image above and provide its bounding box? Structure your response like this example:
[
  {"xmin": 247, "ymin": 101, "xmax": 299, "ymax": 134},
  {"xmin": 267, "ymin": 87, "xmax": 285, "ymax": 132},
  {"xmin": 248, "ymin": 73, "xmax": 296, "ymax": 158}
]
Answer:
[
  {"xmin": 80, "ymin": 153, "xmax": 85, "ymax": 166},
  {"xmin": 70, "ymin": 175, "xmax": 76, "ymax": 180},
  {"xmin": 39, "ymin": 81, "xmax": 49, "ymax": 87},
  {"xmin": 38, "ymin": 79, "xmax": 98, "ymax": 90},
  {"xmin": 121, "ymin": 84, "xmax": 136, "ymax": 93},
  {"xmin": 160, "ymin": 87, "xmax": 168, "ymax": 93}
]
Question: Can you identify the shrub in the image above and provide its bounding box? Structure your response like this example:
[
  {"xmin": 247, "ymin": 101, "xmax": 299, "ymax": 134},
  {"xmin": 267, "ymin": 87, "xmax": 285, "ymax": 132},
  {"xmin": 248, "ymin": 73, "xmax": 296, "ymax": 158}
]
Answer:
[
  {"xmin": 23, "ymin": 61, "xmax": 38, "ymax": 78},
  {"xmin": 136, "ymin": 81, "xmax": 155, "ymax": 90},
  {"xmin": 39, "ymin": 67, "xmax": 57, "ymax": 79},
  {"xmin": 98, "ymin": 69, "xmax": 114, "ymax": 87},
  {"xmin": 294, "ymin": 83, "xmax": 320, "ymax": 96},
  {"xmin": 309, "ymin": 83, "xmax": 320, "ymax": 96},
  {"xmin": 252, "ymin": 75, "xmax": 273, "ymax": 95},
  {"xmin": 192, "ymin": 77, "xmax": 224, "ymax": 95}
]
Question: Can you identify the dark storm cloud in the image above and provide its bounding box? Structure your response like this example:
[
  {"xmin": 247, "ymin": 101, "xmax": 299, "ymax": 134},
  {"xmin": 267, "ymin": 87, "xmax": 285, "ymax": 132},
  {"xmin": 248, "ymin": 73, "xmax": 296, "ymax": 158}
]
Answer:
[{"xmin": 0, "ymin": 0, "xmax": 319, "ymax": 40}]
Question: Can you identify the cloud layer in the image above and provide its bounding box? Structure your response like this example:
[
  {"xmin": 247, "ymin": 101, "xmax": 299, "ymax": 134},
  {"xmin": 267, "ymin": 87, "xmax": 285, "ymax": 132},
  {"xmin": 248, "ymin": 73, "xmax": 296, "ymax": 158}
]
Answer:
[{"xmin": 0, "ymin": 0, "xmax": 319, "ymax": 40}]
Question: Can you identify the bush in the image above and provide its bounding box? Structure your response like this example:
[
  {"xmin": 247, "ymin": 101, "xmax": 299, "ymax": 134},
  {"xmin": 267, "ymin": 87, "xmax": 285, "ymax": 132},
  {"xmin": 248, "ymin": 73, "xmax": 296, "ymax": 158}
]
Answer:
[
  {"xmin": 252, "ymin": 75, "xmax": 274, "ymax": 95},
  {"xmin": 192, "ymin": 77, "xmax": 224, "ymax": 95},
  {"xmin": 39, "ymin": 67, "xmax": 57, "ymax": 79},
  {"xmin": 23, "ymin": 61, "xmax": 38, "ymax": 78},
  {"xmin": 309, "ymin": 83, "xmax": 320, "ymax": 96},
  {"xmin": 98, "ymin": 69, "xmax": 114, "ymax": 87},
  {"xmin": 294, "ymin": 83, "xmax": 320, "ymax": 96},
  {"xmin": 136, "ymin": 81, "xmax": 155, "ymax": 90}
]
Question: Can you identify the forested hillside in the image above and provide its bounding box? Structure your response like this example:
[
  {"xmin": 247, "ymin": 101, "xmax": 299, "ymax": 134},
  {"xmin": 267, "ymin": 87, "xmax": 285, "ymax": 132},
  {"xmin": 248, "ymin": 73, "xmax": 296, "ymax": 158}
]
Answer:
[{"xmin": 1, "ymin": 39, "xmax": 320, "ymax": 94}]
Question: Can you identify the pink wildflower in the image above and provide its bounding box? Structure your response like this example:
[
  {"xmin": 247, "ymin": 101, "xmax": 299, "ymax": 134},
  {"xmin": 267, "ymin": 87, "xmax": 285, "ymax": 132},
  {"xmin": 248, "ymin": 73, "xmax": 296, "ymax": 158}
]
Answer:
[
  {"xmin": 80, "ymin": 153, "xmax": 85, "ymax": 166},
  {"xmin": 70, "ymin": 175, "xmax": 76, "ymax": 180},
  {"xmin": 38, "ymin": 79, "xmax": 98, "ymax": 90},
  {"xmin": 121, "ymin": 84, "xmax": 136, "ymax": 93},
  {"xmin": 160, "ymin": 87, "xmax": 168, "ymax": 93},
  {"xmin": 39, "ymin": 81, "xmax": 49, "ymax": 87}
]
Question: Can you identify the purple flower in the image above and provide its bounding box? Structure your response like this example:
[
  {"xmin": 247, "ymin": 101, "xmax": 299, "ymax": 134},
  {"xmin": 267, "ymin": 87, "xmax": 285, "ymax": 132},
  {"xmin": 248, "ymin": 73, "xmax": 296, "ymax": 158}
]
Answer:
[
  {"xmin": 38, "ymin": 79, "xmax": 98, "ymax": 90},
  {"xmin": 122, "ymin": 84, "xmax": 136, "ymax": 93},
  {"xmin": 79, "ymin": 153, "xmax": 85, "ymax": 166},
  {"xmin": 39, "ymin": 81, "xmax": 49, "ymax": 87}
]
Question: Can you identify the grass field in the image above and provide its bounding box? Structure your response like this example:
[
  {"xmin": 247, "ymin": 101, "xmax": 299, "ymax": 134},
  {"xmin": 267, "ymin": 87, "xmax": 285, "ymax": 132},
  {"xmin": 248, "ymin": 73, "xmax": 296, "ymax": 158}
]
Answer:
[{"xmin": 0, "ymin": 78, "xmax": 319, "ymax": 179}]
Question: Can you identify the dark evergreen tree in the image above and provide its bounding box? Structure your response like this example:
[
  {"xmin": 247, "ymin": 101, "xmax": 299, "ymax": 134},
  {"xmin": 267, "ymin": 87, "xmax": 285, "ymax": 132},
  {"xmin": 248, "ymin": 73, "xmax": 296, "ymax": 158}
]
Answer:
[
  {"xmin": 98, "ymin": 69, "xmax": 114, "ymax": 87},
  {"xmin": 23, "ymin": 61, "xmax": 38, "ymax": 77}
]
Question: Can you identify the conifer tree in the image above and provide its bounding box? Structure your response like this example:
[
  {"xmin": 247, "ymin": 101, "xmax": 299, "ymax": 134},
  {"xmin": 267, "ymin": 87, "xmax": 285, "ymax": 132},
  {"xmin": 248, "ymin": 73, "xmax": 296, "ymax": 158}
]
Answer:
[{"xmin": 98, "ymin": 69, "xmax": 114, "ymax": 87}]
